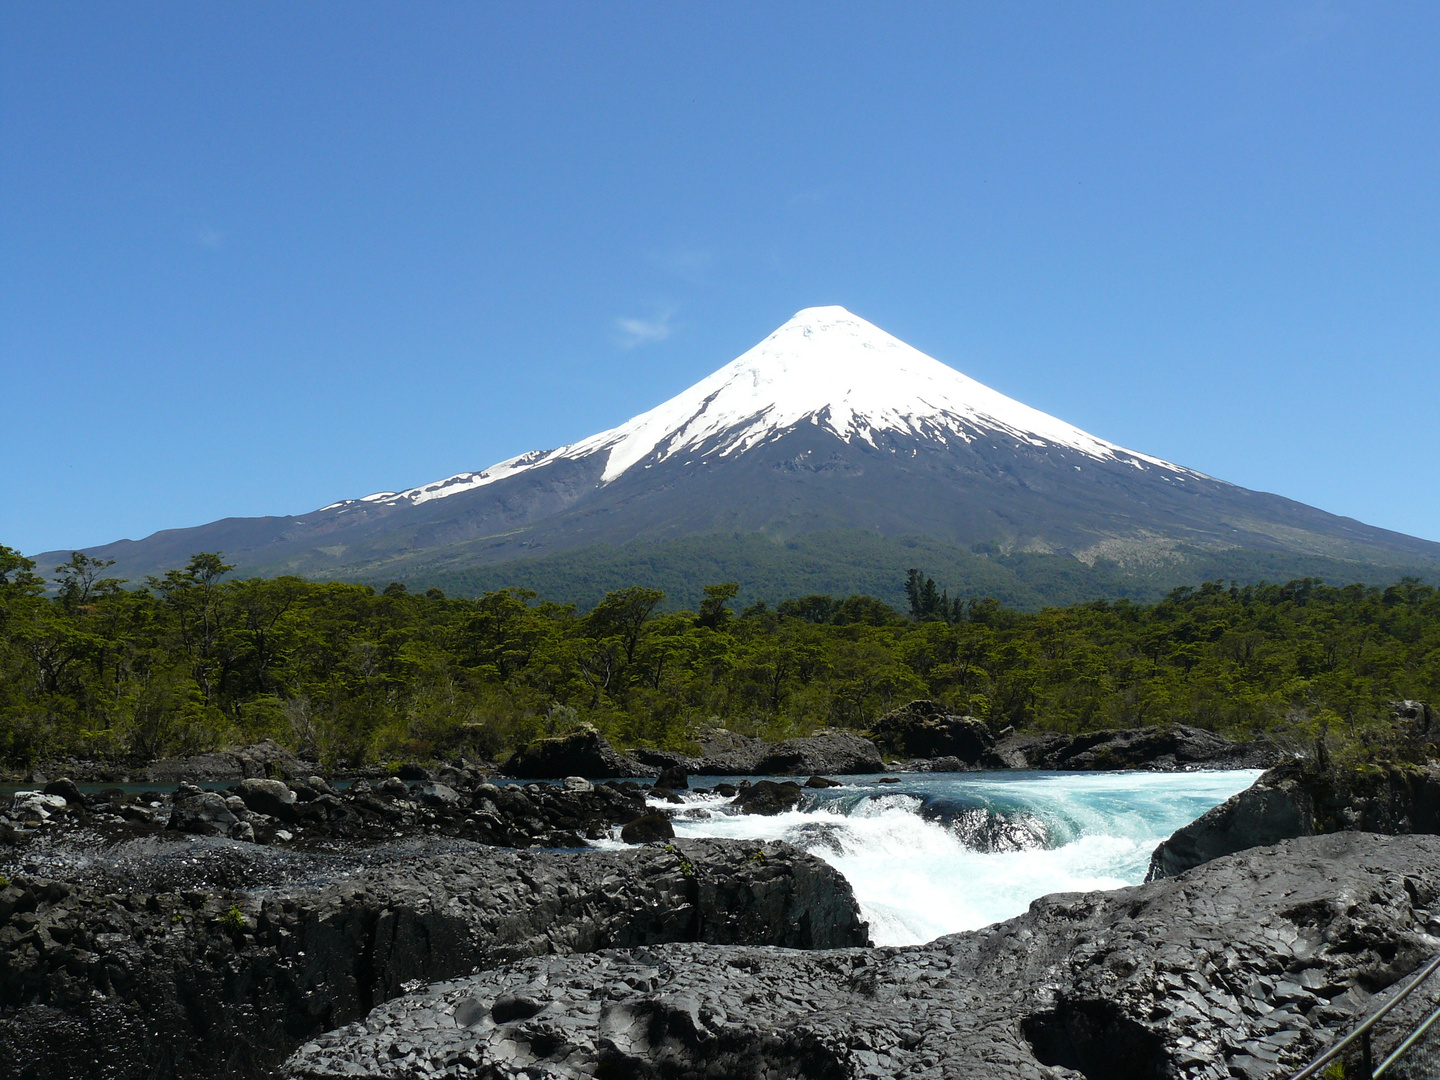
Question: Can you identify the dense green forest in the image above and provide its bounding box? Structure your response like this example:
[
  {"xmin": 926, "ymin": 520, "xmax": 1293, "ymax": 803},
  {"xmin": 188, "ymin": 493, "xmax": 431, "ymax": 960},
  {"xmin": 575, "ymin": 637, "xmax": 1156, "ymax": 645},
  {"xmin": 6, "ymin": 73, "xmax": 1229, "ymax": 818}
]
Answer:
[{"xmin": 1, "ymin": 543, "xmax": 1436, "ymax": 770}]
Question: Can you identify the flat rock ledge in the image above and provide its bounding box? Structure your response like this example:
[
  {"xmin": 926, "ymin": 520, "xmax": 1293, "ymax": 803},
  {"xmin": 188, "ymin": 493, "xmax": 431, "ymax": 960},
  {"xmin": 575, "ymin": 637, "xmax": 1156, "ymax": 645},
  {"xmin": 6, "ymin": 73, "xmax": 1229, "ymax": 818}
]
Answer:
[
  {"xmin": 288, "ymin": 832, "xmax": 1440, "ymax": 1080},
  {"xmin": 0, "ymin": 838, "xmax": 865, "ymax": 1080}
]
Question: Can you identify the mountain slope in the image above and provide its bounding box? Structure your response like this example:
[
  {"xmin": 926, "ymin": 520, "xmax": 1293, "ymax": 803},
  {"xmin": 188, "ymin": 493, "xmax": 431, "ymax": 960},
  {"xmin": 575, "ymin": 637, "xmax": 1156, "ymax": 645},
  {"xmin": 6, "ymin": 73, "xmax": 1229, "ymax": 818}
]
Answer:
[{"xmin": 28, "ymin": 306, "xmax": 1440, "ymax": 595}]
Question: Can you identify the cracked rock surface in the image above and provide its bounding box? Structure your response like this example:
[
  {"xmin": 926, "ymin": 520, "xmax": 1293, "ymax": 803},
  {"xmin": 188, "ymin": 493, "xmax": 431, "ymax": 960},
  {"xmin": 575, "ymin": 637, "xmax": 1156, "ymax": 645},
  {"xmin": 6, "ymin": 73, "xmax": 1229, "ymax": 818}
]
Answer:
[
  {"xmin": 0, "ymin": 837, "xmax": 864, "ymax": 1080},
  {"xmin": 287, "ymin": 832, "xmax": 1440, "ymax": 1080}
]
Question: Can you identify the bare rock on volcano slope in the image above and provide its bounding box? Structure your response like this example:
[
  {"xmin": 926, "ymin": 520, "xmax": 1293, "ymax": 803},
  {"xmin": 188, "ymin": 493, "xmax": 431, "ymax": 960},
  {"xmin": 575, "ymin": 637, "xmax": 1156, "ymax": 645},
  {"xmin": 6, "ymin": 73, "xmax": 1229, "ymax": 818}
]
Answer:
[{"xmin": 286, "ymin": 832, "xmax": 1440, "ymax": 1080}]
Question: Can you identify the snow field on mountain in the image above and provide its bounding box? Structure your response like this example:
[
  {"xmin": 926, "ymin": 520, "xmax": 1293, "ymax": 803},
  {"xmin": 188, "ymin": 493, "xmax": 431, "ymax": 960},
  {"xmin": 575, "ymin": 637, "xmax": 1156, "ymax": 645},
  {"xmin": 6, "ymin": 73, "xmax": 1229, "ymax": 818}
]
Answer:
[{"xmin": 333, "ymin": 306, "xmax": 1199, "ymax": 513}]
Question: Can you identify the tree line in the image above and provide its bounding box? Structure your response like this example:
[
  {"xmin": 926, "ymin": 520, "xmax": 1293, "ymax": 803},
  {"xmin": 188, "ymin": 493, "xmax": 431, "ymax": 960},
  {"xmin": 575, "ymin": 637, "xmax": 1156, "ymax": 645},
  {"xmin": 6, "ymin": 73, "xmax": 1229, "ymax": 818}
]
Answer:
[{"xmin": 1, "ymin": 544, "xmax": 1436, "ymax": 768}]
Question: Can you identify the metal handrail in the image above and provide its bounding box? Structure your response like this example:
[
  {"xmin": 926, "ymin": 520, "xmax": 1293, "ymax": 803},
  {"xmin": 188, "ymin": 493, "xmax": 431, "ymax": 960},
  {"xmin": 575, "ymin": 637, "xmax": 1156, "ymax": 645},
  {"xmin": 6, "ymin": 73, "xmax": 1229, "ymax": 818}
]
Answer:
[
  {"xmin": 1287, "ymin": 951, "xmax": 1440, "ymax": 1080},
  {"xmin": 1374, "ymin": 999, "xmax": 1440, "ymax": 1077}
]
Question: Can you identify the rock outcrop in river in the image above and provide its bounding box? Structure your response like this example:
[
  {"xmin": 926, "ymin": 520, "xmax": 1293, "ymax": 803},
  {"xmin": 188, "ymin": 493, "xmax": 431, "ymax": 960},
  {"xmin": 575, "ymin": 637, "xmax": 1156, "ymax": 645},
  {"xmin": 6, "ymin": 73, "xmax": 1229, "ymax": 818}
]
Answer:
[
  {"xmin": 868, "ymin": 701, "xmax": 1278, "ymax": 773},
  {"xmin": 564, "ymin": 729, "xmax": 886, "ymax": 778},
  {"xmin": 1149, "ymin": 758, "xmax": 1440, "ymax": 880},
  {"xmin": 0, "ymin": 837, "xmax": 865, "ymax": 1080},
  {"xmin": 286, "ymin": 832, "xmax": 1440, "ymax": 1080}
]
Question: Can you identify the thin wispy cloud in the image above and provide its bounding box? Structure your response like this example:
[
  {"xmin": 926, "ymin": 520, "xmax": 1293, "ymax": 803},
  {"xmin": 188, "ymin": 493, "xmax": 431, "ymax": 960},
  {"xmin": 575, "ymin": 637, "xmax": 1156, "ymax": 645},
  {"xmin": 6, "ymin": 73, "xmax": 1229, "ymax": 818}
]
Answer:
[
  {"xmin": 615, "ymin": 311, "xmax": 674, "ymax": 348},
  {"xmin": 196, "ymin": 226, "xmax": 226, "ymax": 249}
]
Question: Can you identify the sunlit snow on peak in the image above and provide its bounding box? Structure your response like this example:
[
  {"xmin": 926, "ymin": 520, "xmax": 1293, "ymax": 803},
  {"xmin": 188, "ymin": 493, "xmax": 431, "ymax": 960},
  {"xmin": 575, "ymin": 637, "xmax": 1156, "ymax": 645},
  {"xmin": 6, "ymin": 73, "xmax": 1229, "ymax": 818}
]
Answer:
[{"xmin": 329, "ymin": 305, "xmax": 1200, "ymax": 513}]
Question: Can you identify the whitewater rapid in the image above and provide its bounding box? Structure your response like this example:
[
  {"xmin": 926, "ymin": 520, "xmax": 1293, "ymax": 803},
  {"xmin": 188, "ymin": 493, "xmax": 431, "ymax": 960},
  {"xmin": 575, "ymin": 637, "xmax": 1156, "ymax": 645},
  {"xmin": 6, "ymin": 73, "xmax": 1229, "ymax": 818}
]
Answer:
[{"xmin": 652, "ymin": 770, "xmax": 1261, "ymax": 947}]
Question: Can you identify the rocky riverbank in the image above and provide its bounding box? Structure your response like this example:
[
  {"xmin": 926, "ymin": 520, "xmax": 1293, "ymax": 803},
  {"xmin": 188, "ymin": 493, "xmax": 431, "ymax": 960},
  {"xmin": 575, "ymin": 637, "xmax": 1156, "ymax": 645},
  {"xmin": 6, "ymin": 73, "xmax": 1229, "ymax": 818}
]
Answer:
[
  {"xmin": 285, "ymin": 832, "xmax": 1440, "ymax": 1080},
  {"xmin": 868, "ymin": 700, "xmax": 1279, "ymax": 773},
  {"xmin": 0, "ymin": 835, "xmax": 865, "ymax": 1080},
  {"xmin": 504, "ymin": 712, "xmax": 1276, "ymax": 780},
  {"xmin": 8, "ymin": 702, "xmax": 1280, "ymax": 788},
  {"xmin": 0, "ymin": 767, "xmax": 661, "ymax": 853},
  {"xmin": 1149, "ymin": 757, "xmax": 1440, "ymax": 880}
]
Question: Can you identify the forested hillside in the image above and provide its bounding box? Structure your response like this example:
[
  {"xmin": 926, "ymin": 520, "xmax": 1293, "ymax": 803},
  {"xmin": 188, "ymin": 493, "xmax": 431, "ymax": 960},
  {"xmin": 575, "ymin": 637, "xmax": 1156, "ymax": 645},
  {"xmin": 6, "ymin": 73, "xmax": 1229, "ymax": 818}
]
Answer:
[
  {"xmin": 414, "ymin": 530, "xmax": 1440, "ymax": 616},
  {"xmin": 2, "ymin": 544, "xmax": 1436, "ymax": 770}
]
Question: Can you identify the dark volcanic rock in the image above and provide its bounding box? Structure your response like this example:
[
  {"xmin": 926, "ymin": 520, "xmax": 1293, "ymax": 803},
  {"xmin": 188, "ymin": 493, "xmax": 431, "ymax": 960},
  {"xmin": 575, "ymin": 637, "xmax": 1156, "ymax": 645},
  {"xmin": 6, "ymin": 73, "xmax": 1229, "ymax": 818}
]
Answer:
[
  {"xmin": 0, "ymin": 837, "xmax": 865, "ymax": 1080},
  {"xmin": 654, "ymin": 764, "xmax": 689, "ymax": 790},
  {"xmin": 620, "ymin": 813, "xmax": 675, "ymax": 843},
  {"xmin": 5, "ymin": 768, "xmax": 652, "ymax": 854},
  {"xmin": 632, "ymin": 730, "xmax": 885, "ymax": 777},
  {"xmin": 996, "ymin": 723, "xmax": 1278, "ymax": 772},
  {"xmin": 166, "ymin": 782, "xmax": 239, "ymax": 836},
  {"xmin": 142, "ymin": 738, "xmax": 311, "ymax": 783},
  {"xmin": 1149, "ymin": 758, "xmax": 1440, "ymax": 880},
  {"xmin": 751, "ymin": 733, "xmax": 884, "ymax": 775},
  {"xmin": 895, "ymin": 754, "xmax": 967, "ymax": 772},
  {"xmin": 506, "ymin": 725, "xmax": 656, "ymax": 779},
  {"xmin": 734, "ymin": 780, "xmax": 804, "ymax": 816},
  {"xmin": 868, "ymin": 700, "xmax": 999, "ymax": 765},
  {"xmin": 41, "ymin": 778, "xmax": 83, "ymax": 805},
  {"xmin": 410, "ymin": 780, "xmax": 461, "ymax": 807},
  {"xmin": 236, "ymin": 776, "xmax": 298, "ymax": 820},
  {"xmin": 285, "ymin": 832, "xmax": 1440, "ymax": 1080}
]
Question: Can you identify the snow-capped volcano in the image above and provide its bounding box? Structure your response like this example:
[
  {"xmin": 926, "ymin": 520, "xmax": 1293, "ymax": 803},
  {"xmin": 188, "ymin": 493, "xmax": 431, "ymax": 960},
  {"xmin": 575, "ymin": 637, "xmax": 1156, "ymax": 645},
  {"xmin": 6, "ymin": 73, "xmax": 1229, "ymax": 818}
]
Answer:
[
  {"xmin": 332, "ymin": 306, "xmax": 1198, "ymax": 513},
  {"xmin": 37, "ymin": 305, "xmax": 1440, "ymax": 596}
]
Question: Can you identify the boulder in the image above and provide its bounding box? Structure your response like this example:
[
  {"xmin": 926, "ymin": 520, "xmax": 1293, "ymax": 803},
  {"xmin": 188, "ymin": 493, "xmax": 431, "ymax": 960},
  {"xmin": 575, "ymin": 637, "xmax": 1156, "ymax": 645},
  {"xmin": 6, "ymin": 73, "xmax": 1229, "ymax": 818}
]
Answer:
[
  {"xmin": 396, "ymin": 762, "xmax": 430, "ymax": 781},
  {"xmin": 237, "ymin": 778, "xmax": 298, "ymax": 821},
  {"xmin": 654, "ymin": 764, "xmax": 689, "ymax": 790},
  {"xmin": 506, "ymin": 724, "xmax": 656, "ymax": 779},
  {"xmin": 41, "ymin": 778, "xmax": 84, "ymax": 805},
  {"xmin": 804, "ymin": 775, "xmax": 842, "ymax": 788},
  {"xmin": 620, "ymin": 813, "xmax": 675, "ymax": 843},
  {"xmin": 868, "ymin": 700, "xmax": 998, "ymax": 765},
  {"xmin": 378, "ymin": 777, "xmax": 410, "ymax": 799},
  {"xmin": 733, "ymin": 780, "xmax": 804, "ymax": 816},
  {"xmin": 751, "ymin": 732, "xmax": 884, "ymax": 775},
  {"xmin": 561, "ymin": 775, "xmax": 593, "ymax": 793},
  {"xmin": 410, "ymin": 781, "xmax": 461, "ymax": 807},
  {"xmin": 10, "ymin": 791, "xmax": 70, "ymax": 823},
  {"xmin": 166, "ymin": 783, "xmax": 239, "ymax": 836}
]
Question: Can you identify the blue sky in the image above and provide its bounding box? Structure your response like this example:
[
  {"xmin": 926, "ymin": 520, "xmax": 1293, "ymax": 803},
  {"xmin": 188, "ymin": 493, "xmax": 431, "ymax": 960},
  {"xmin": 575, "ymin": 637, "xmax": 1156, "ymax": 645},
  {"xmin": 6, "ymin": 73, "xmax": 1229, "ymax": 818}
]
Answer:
[{"xmin": 3, "ymin": 2, "xmax": 1438, "ymax": 556}]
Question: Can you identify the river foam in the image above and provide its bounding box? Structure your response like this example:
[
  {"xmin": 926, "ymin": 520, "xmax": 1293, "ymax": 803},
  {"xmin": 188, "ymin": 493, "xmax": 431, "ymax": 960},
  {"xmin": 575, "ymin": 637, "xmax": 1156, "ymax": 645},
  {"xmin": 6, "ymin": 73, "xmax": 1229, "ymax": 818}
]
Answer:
[{"xmin": 658, "ymin": 769, "xmax": 1261, "ymax": 946}]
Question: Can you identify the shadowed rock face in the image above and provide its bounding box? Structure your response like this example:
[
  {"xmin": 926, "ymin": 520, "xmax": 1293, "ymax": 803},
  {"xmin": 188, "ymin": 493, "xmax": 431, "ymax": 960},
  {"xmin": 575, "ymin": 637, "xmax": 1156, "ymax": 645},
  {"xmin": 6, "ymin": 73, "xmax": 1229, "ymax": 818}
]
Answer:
[
  {"xmin": 1148, "ymin": 760, "xmax": 1440, "ymax": 880},
  {"xmin": 286, "ymin": 833, "xmax": 1440, "ymax": 1080},
  {"xmin": 0, "ymin": 838, "xmax": 865, "ymax": 1080},
  {"xmin": 868, "ymin": 700, "xmax": 999, "ymax": 763},
  {"xmin": 506, "ymin": 725, "xmax": 656, "ymax": 779}
]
